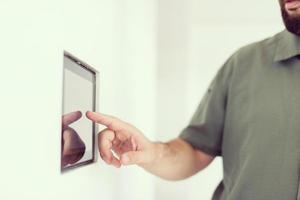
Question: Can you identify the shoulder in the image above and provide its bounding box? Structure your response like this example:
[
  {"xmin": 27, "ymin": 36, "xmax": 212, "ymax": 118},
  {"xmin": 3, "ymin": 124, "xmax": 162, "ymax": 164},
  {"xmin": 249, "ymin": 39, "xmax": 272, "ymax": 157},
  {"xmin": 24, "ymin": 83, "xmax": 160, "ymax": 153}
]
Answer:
[
  {"xmin": 217, "ymin": 31, "xmax": 283, "ymax": 88},
  {"xmin": 219, "ymin": 31, "xmax": 283, "ymax": 76},
  {"xmin": 228, "ymin": 31, "xmax": 282, "ymax": 65}
]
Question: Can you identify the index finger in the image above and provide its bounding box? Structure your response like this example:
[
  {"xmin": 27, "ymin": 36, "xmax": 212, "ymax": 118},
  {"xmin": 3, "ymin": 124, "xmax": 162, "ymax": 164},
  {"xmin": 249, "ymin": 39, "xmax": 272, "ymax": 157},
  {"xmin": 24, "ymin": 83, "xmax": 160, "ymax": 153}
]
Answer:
[
  {"xmin": 62, "ymin": 111, "xmax": 82, "ymax": 127},
  {"xmin": 86, "ymin": 111, "xmax": 125, "ymax": 131}
]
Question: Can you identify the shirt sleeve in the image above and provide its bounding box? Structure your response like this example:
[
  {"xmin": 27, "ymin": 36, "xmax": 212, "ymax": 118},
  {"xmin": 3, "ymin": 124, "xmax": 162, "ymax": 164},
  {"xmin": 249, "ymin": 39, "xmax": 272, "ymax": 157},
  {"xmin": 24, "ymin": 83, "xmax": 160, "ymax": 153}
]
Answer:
[{"xmin": 179, "ymin": 60, "xmax": 233, "ymax": 157}]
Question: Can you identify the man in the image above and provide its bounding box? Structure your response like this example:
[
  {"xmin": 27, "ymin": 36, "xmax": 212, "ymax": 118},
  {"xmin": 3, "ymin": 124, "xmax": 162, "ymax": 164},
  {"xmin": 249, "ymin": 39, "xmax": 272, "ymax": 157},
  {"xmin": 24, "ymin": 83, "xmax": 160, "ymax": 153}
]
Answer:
[{"xmin": 72, "ymin": 0, "xmax": 298, "ymax": 199}]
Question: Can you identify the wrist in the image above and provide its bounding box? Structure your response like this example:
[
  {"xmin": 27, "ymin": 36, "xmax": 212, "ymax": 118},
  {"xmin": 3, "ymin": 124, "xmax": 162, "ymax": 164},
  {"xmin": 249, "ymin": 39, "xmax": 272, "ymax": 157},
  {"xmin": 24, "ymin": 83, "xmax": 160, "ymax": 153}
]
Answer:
[{"xmin": 139, "ymin": 141, "xmax": 166, "ymax": 168}]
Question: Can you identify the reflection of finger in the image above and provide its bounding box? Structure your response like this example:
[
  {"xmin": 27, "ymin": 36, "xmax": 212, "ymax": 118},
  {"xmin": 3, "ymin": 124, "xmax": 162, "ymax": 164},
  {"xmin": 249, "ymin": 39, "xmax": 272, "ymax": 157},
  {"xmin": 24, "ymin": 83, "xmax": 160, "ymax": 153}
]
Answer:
[
  {"xmin": 62, "ymin": 128, "xmax": 86, "ymax": 166},
  {"xmin": 86, "ymin": 111, "xmax": 125, "ymax": 131},
  {"xmin": 62, "ymin": 111, "xmax": 82, "ymax": 127},
  {"xmin": 61, "ymin": 153, "xmax": 79, "ymax": 167}
]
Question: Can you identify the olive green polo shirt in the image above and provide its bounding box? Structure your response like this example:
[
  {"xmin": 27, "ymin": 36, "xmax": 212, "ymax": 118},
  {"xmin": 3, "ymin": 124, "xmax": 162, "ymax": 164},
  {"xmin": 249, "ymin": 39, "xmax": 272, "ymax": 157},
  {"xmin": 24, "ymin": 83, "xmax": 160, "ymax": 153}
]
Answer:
[{"xmin": 179, "ymin": 30, "xmax": 300, "ymax": 200}]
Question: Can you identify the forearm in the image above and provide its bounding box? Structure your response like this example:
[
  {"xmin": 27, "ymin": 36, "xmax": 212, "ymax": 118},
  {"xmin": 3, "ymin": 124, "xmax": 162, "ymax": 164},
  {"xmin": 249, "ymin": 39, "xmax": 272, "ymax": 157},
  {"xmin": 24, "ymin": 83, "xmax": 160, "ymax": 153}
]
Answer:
[{"xmin": 140, "ymin": 138, "xmax": 213, "ymax": 181}]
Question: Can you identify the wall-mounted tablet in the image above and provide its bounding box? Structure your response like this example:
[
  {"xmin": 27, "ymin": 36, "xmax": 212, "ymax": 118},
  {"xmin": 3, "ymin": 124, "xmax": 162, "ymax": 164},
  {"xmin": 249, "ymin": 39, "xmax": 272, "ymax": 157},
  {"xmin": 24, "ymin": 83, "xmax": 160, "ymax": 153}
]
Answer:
[{"xmin": 61, "ymin": 51, "xmax": 98, "ymax": 172}]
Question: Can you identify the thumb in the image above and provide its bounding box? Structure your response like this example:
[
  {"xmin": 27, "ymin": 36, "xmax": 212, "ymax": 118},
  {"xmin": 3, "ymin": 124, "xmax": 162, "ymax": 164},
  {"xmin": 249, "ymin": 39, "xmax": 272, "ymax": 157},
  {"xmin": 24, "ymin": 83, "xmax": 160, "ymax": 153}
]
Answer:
[{"xmin": 120, "ymin": 151, "xmax": 145, "ymax": 165}]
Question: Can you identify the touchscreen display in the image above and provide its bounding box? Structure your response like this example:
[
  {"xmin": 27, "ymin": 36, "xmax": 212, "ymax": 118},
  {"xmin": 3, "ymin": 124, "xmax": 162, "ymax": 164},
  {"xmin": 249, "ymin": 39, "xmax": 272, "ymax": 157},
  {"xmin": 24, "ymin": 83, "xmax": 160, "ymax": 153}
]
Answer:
[{"xmin": 61, "ymin": 54, "xmax": 96, "ymax": 171}]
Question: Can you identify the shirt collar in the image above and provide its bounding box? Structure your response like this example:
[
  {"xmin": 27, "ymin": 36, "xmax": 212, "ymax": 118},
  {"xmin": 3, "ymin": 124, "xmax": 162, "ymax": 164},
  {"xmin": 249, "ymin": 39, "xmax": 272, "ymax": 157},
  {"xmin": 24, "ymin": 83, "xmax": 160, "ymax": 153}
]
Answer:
[{"xmin": 274, "ymin": 29, "xmax": 300, "ymax": 62}]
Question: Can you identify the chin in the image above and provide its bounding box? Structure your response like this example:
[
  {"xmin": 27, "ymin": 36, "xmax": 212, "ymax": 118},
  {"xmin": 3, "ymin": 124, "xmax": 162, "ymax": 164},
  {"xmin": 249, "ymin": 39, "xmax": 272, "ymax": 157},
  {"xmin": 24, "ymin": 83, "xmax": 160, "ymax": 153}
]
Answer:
[{"xmin": 281, "ymin": 8, "xmax": 300, "ymax": 36}]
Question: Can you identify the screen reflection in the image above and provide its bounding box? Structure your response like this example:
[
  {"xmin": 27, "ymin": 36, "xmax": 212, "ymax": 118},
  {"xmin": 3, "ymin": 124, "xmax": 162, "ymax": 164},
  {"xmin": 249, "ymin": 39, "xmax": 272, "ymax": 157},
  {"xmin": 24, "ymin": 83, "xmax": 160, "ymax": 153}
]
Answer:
[{"xmin": 61, "ymin": 54, "xmax": 96, "ymax": 171}]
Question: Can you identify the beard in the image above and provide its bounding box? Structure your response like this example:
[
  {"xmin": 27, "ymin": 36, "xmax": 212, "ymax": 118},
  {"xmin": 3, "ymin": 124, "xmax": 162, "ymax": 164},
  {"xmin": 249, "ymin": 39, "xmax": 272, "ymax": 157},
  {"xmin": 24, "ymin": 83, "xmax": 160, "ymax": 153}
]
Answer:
[{"xmin": 281, "ymin": 7, "xmax": 300, "ymax": 36}]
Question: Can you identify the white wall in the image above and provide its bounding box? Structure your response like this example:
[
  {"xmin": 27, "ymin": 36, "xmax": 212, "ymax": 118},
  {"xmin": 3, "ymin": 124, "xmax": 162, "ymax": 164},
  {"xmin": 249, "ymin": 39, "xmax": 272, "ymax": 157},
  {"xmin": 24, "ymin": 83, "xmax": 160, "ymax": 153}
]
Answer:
[
  {"xmin": 155, "ymin": 0, "xmax": 284, "ymax": 200},
  {"xmin": 0, "ymin": 0, "xmax": 286, "ymax": 200},
  {"xmin": 0, "ymin": 0, "xmax": 156, "ymax": 200}
]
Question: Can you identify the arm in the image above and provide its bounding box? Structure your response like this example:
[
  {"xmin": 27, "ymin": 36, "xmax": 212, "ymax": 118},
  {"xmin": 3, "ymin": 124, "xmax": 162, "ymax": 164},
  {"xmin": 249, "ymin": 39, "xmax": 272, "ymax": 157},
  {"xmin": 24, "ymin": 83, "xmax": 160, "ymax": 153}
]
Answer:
[
  {"xmin": 86, "ymin": 111, "xmax": 214, "ymax": 181},
  {"xmin": 142, "ymin": 139, "xmax": 214, "ymax": 180}
]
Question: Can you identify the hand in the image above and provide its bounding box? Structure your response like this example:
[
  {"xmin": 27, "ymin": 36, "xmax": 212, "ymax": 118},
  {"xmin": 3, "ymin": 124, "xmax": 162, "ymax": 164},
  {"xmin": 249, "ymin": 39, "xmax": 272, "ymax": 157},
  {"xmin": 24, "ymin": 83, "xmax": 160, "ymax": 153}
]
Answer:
[
  {"xmin": 86, "ymin": 111, "xmax": 156, "ymax": 168},
  {"xmin": 61, "ymin": 111, "xmax": 86, "ymax": 167}
]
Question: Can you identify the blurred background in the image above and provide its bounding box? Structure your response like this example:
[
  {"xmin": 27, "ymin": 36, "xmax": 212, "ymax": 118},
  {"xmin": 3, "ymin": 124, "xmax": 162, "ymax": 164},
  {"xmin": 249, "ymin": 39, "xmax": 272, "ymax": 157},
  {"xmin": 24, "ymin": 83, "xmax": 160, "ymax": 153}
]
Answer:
[{"xmin": 0, "ymin": 0, "xmax": 283, "ymax": 199}]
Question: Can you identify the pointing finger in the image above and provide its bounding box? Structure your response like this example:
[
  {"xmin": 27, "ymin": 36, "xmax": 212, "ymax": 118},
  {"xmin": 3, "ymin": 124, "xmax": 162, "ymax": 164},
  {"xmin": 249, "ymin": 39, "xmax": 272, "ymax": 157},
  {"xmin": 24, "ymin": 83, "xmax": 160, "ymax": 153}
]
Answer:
[{"xmin": 86, "ymin": 111, "xmax": 125, "ymax": 131}]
